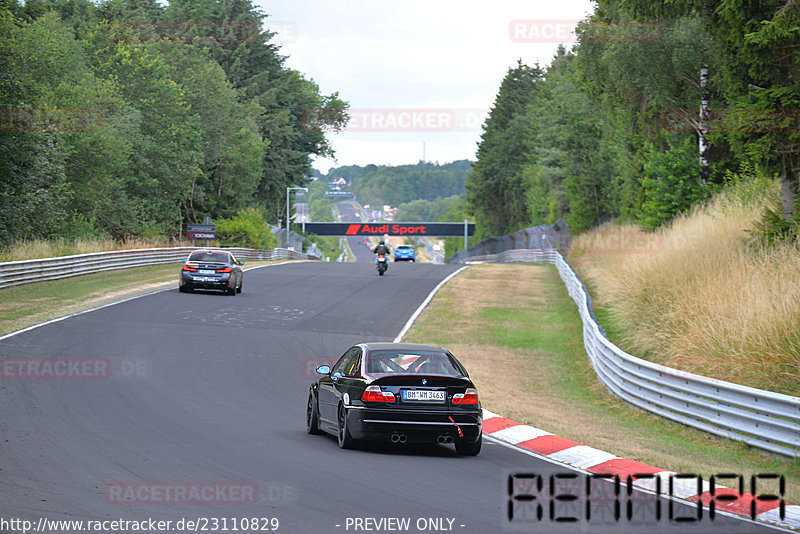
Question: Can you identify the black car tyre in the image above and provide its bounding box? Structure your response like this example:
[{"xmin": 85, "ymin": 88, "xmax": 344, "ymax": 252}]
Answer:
[
  {"xmin": 455, "ymin": 434, "xmax": 482, "ymax": 456},
  {"xmin": 337, "ymin": 404, "xmax": 356, "ymax": 449},
  {"xmin": 179, "ymin": 284, "xmax": 188, "ymax": 293},
  {"xmin": 236, "ymin": 279, "xmax": 242, "ymax": 293},
  {"xmin": 306, "ymin": 390, "xmax": 323, "ymax": 435},
  {"xmin": 227, "ymin": 284, "xmax": 236, "ymax": 296}
]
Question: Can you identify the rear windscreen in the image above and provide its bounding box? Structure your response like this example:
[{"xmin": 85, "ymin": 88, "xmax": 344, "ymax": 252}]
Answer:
[
  {"xmin": 366, "ymin": 350, "xmax": 463, "ymax": 376},
  {"xmin": 188, "ymin": 252, "xmax": 228, "ymax": 263}
]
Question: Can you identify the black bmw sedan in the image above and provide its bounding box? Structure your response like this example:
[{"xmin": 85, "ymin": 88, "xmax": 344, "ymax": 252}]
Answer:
[
  {"xmin": 306, "ymin": 342, "xmax": 482, "ymax": 455},
  {"xmin": 178, "ymin": 249, "xmax": 243, "ymax": 295}
]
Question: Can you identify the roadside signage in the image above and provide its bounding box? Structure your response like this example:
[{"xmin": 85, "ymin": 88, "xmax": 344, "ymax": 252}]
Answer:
[
  {"xmin": 187, "ymin": 224, "xmax": 216, "ymax": 240},
  {"xmin": 325, "ymin": 191, "xmax": 354, "ymax": 197},
  {"xmin": 303, "ymin": 222, "xmax": 475, "ymax": 237}
]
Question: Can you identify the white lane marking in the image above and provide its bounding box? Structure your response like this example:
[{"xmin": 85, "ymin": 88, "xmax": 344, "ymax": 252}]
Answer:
[
  {"xmin": 757, "ymin": 505, "xmax": 800, "ymax": 530},
  {"xmin": 393, "ymin": 265, "xmax": 469, "ymax": 343},
  {"xmin": 547, "ymin": 445, "xmax": 618, "ymax": 469},
  {"xmin": 630, "ymin": 470, "xmax": 709, "ymax": 499},
  {"xmin": 0, "ymin": 261, "xmax": 297, "ymax": 341},
  {"xmin": 665, "ymin": 474, "xmax": 712, "ymax": 499},
  {"xmin": 490, "ymin": 424, "xmax": 552, "ymax": 445},
  {"xmin": 482, "ymin": 409, "xmax": 502, "ymax": 420},
  {"xmin": 631, "ymin": 471, "xmax": 674, "ymax": 492}
]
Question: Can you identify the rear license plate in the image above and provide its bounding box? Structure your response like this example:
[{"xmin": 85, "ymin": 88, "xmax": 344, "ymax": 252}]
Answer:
[
  {"xmin": 401, "ymin": 389, "xmax": 445, "ymax": 403},
  {"xmin": 193, "ymin": 276, "xmax": 215, "ymax": 282},
  {"xmin": 198, "ymin": 269, "xmax": 215, "ymax": 275}
]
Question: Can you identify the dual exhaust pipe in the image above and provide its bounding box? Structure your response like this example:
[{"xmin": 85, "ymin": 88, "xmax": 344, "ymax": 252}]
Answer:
[
  {"xmin": 390, "ymin": 433, "xmax": 407, "ymax": 444},
  {"xmin": 389, "ymin": 433, "xmax": 453, "ymax": 444}
]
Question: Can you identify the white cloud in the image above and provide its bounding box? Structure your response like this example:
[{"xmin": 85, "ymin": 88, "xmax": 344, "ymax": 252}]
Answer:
[{"xmin": 258, "ymin": 0, "xmax": 595, "ymax": 173}]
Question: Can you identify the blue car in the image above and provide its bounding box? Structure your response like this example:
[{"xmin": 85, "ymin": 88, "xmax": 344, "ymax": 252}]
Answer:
[{"xmin": 394, "ymin": 244, "xmax": 415, "ymax": 262}]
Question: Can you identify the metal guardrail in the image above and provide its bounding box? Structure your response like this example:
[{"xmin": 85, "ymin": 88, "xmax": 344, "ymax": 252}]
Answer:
[
  {"xmin": 462, "ymin": 249, "xmax": 559, "ymax": 264},
  {"xmin": 456, "ymin": 248, "xmax": 800, "ymax": 458},
  {"xmin": 447, "ymin": 219, "xmax": 569, "ymax": 263},
  {"xmin": 0, "ymin": 247, "xmax": 318, "ymax": 290}
]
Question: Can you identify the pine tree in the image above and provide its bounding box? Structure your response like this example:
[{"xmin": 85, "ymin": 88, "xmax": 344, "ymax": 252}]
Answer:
[{"xmin": 466, "ymin": 60, "xmax": 542, "ymax": 237}]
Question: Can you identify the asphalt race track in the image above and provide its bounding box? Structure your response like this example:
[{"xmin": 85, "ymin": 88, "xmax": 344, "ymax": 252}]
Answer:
[
  {"xmin": 0, "ymin": 262, "xmax": 781, "ymax": 533},
  {"xmin": 336, "ymin": 202, "xmax": 375, "ymax": 263}
]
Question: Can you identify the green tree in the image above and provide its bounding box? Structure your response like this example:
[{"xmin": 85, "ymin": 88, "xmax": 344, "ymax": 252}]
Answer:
[
  {"xmin": 395, "ymin": 195, "xmax": 463, "ymax": 222},
  {"xmin": 91, "ymin": 32, "xmax": 203, "ymax": 234},
  {"xmin": 615, "ymin": 0, "xmax": 800, "ymax": 225},
  {"xmin": 466, "ymin": 60, "xmax": 543, "ymax": 237},
  {"xmin": 639, "ymin": 135, "xmax": 710, "ymax": 230},
  {"xmin": 522, "ymin": 50, "xmax": 614, "ymax": 232},
  {"xmin": 345, "ymin": 161, "xmax": 471, "ymax": 208},
  {"xmin": 715, "ymin": 0, "xmax": 800, "ymax": 222},
  {"xmin": 160, "ymin": 46, "xmax": 267, "ymax": 222},
  {"xmin": 215, "ymin": 207, "xmax": 276, "ymax": 249},
  {"xmin": 165, "ymin": 0, "xmax": 348, "ymax": 223},
  {"xmin": 0, "ymin": 8, "xmax": 76, "ymax": 244}
]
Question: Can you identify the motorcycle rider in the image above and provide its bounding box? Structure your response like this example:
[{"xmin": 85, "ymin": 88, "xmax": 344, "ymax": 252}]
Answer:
[
  {"xmin": 373, "ymin": 239, "xmax": 392, "ymax": 271},
  {"xmin": 373, "ymin": 239, "xmax": 392, "ymax": 256}
]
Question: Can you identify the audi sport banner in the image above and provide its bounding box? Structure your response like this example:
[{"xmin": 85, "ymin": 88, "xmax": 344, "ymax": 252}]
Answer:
[{"xmin": 303, "ymin": 222, "xmax": 475, "ymax": 237}]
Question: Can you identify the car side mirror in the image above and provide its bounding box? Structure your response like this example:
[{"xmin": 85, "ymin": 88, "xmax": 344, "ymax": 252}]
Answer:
[
  {"xmin": 238, "ymin": 260, "xmax": 244, "ymax": 265},
  {"xmin": 316, "ymin": 364, "xmax": 331, "ymax": 375}
]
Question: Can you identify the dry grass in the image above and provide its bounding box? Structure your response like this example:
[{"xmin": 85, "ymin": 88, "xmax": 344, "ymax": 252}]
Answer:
[
  {"xmin": 403, "ymin": 263, "xmax": 800, "ymax": 503},
  {"xmin": 404, "ymin": 265, "xmax": 687, "ymax": 447},
  {"xmin": 571, "ymin": 179, "xmax": 800, "ymax": 395},
  {"xmin": 0, "ymin": 237, "xmax": 194, "ymax": 262},
  {"xmin": 404, "ymin": 264, "xmax": 594, "ymax": 431}
]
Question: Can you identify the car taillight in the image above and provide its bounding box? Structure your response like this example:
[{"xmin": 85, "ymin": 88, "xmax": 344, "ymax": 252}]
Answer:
[
  {"xmin": 362, "ymin": 385, "xmax": 395, "ymax": 403},
  {"xmin": 452, "ymin": 388, "xmax": 478, "ymax": 405},
  {"xmin": 182, "ymin": 265, "xmax": 197, "ymax": 272},
  {"xmin": 216, "ymin": 267, "xmax": 232, "ymax": 273}
]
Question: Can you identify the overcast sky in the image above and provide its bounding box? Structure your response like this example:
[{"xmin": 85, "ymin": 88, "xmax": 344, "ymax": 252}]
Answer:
[{"xmin": 255, "ymin": 0, "xmax": 596, "ymax": 173}]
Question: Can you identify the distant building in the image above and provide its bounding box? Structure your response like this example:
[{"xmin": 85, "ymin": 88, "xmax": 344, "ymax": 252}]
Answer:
[{"xmin": 328, "ymin": 177, "xmax": 347, "ymax": 189}]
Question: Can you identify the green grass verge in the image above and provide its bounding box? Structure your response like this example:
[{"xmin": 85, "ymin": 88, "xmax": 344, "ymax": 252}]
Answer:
[
  {"xmin": 403, "ymin": 263, "xmax": 800, "ymax": 503},
  {"xmin": 0, "ymin": 260, "xmax": 279, "ymax": 336}
]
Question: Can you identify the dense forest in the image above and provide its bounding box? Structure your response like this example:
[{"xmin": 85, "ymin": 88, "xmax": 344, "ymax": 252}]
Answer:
[
  {"xmin": 6, "ymin": 0, "xmax": 797, "ymax": 252},
  {"xmin": 0, "ymin": 0, "xmax": 347, "ymax": 247},
  {"xmin": 324, "ymin": 160, "xmax": 471, "ymax": 209},
  {"xmin": 468, "ymin": 0, "xmax": 799, "ymax": 240}
]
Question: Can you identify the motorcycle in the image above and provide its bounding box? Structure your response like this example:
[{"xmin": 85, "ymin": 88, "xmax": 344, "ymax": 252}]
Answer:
[{"xmin": 376, "ymin": 254, "xmax": 388, "ymax": 276}]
